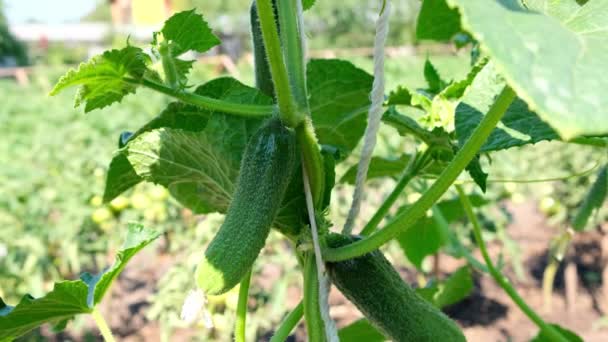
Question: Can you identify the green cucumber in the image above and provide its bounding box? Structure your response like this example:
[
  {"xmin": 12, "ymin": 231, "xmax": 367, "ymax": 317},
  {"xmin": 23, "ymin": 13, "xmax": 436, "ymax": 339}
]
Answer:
[
  {"xmin": 250, "ymin": 0, "xmax": 278, "ymax": 98},
  {"xmin": 325, "ymin": 234, "xmax": 466, "ymax": 342},
  {"xmin": 196, "ymin": 117, "xmax": 296, "ymax": 295}
]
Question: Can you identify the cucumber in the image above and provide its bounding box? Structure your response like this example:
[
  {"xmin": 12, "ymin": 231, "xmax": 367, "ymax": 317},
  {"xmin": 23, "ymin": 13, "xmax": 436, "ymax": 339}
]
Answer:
[
  {"xmin": 250, "ymin": 0, "xmax": 278, "ymax": 98},
  {"xmin": 325, "ymin": 234, "xmax": 466, "ymax": 342},
  {"xmin": 196, "ymin": 117, "xmax": 296, "ymax": 295}
]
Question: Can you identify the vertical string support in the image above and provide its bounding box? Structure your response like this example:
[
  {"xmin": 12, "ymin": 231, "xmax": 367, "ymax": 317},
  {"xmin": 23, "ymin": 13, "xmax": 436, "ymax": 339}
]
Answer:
[{"xmin": 343, "ymin": 0, "xmax": 391, "ymax": 235}]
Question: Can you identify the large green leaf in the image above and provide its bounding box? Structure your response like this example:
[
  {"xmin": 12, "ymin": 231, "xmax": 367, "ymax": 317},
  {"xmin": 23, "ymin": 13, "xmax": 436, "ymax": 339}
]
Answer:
[
  {"xmin": 447, "ymin": 0, "xmax": 608, "ymax": 139},
  {"xmin": 0, "ymin": 224, "xmax": 159, "ymax": 341},
  {"xmin": 572, "ymin": 165, "xmax": 608, "ymax": 231},
  {"xmin": 416, "ymin": 0, "xmax": 462, "ymax": 41},
  {"xmin": 50, "ymin": 46, "xmax": 153, "ymax": 112},
  {"xmin": 307, "ymin": 59, "xmax": 374, "ymax": 157},
  {"xmin": 456, "ymin": 62, "xmax": 559, "ymax": 152},
  {"xmin": 103, "ymin": 77, "xmax": 270, "ymax": 210}
]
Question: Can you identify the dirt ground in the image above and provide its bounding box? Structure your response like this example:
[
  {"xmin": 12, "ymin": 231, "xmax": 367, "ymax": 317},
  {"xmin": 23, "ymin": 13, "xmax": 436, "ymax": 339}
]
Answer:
[{"xmin": 49, "ymin": 201, "xmax": 608, "ymax": 341}]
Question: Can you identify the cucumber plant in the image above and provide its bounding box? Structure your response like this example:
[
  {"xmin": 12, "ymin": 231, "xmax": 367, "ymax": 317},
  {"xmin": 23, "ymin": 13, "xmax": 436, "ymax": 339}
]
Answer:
[{"xmin": 3, "ymin": 0, "xmax": 608, "ymax": 341}]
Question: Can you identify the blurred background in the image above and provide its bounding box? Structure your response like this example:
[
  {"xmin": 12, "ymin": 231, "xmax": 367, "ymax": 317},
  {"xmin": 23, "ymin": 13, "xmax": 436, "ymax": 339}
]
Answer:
[{"xmin": 1, "ymin": 0, "xmax": 607, "ymax": 341}]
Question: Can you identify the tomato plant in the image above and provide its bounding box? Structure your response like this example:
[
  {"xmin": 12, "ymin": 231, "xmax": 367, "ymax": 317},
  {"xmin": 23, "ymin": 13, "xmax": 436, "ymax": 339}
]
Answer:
[{"xmin": 2, "ymin": 0, "xmax": 608, "ymax": 341}]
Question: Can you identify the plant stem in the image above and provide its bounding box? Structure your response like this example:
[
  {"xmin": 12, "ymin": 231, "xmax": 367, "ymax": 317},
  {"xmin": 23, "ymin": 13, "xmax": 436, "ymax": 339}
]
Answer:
[
  {"xmin": 359, "ymin": 150, "xmax": 423, "ymax": 236},
  {"xmin": 303, "ymin": 253, "xmax": 326, "ymax": 342},
  {"xmin": 269, "ymin": 301, "xmax": 304, "ymax": 342},
  {"xmin": 455, "ymin": 185, "xmax": 568, "ymax": 342},
  {"xmin": 323, "ymin": 86, "xmax": 516, "ymax": 262},
  {"xmin": 277, "ymin": 0, "xmax": 308, "ymax": 110},
  {"xmin": 235, "ymin": 269, "xmax": 252, "ymax": 342},
  {"xmin": 431, "ymin": 206, "xmax": 489, "ymax": 273},
  {"xmin": 256, "ymin": 0, "xmax": 301, "ymax": 127},
  {"xmin": 542, "ymin": 258, "xmax": 559, "ymax": 312},
  {"xmin": 124, "ymin": 77, "xmax": 275, "ymax": 117},
  {"xmin": 91, "ymin": 307, "xmax": 116, "ymax": 342}
]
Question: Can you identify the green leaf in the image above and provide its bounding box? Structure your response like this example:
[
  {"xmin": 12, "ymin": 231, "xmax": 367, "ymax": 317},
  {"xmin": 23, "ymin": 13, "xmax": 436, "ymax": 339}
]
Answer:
[
  {"xmin": 307, "ymin": 59, "xmax": 374, "ymax": 157},
  {"xmin": 0, "ymin": 281, "xmax": 91, "ymax": 341},
  {"xmin": 416, "ymin": 0, "xmax": 462, "ymax": 41},
  {"xmin": 302, "ymin": 0, "xmax": 316, "ymax": 10},
  {"xmin": 103, "ymin": 77, "xmax": 270, "ymax": 207},
  {"xmin": 424, "ymin": 58, "xmax": 447, "ymax": 93},
  {"xmin": 530, "ymin": 323, "xmax": 583, "ymax": 342},
  {"xmin": 340, "ymin": 155, "xmax": 411, "ymax": 184},
  {"xmin": 103, "ymin": 154, "xmax": 143, "ymax": 203},
  {"xmin": 572, "ymin": 165, "xmax": 608, "ymax": 231},
  {"xmin": 433, "ymin": 266, "xmax": 474, "ymax": 308},
  {"xmin": 50, "ymin": 46, "xmax": 153, "ymax": 112},
  {"xmin": 397, "ymin": 195, "xmax": 487, "ymax": 268},
  {"xmin": 456, "ymin": 62, "xmax": 559, "ymax": 152},
  {"xmin": 386, "ymin": 86, "xmax": 414, "ymax": 106},
  {"xmin": 0, "ymin": 223, "xmax": 159, "ymax": 341},
  {"xmin": 157, "ymin": 9, "xmax": 220, "ymax": 56},
  {"xmin": 338, "ymin": 319, "xmax": 385, "ymax": 342},
  {"xmin": 90, "ymin": 223, "xmax": 160, "ymax": 305},
  {"xmin": 397, "ymin": 215, "xmax": 447, "ymax": 269},
  {"xmin": 464, "ymin": 154, "xmax": 488, "ymax": 193},
  {"xmin": 446, "ymin": 0, "xmax": 608, "ymax": 139}
]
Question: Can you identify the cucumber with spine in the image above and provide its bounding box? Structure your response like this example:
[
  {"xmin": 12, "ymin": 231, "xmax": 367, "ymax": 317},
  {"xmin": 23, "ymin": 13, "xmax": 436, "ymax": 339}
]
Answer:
[
  {"xmin": 325, "ymin": 234, "xmax": 466, "ymax": 342},
  {"xmin": 196, "ymin": 117, "xmax": 296, "ymax": 295}
]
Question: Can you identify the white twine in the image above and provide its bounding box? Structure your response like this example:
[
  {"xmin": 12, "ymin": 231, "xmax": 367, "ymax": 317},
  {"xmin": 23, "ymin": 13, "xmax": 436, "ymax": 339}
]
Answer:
[
  {"xmin": 343, "ymin": 0, "xmax": 391, "ymax": 235},
  {"xmin": 302, "ymin": 163, "xmax": 339, "ymax": 342}
]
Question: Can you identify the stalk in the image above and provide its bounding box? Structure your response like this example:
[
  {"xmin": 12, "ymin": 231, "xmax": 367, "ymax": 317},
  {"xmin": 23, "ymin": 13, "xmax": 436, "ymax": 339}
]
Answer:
[
  {"xmin": 359, "ymin": 149, "xmax": 425, "ymax": 236},
  {"xmin": 91, "ymin": 307, "xmax": 116, "ymax": 342},
  {"xmin": 256, "ymin": 0, "xmax": 302, "ymax": 127},
  {"xmin": 276, "ymin": 0, "xmax": 308, "ymax": 110},
  {"xmin": 124, "ymin": 77, "xmax": 275, "ymax": 117},
  {"xmin": 456, "ymin": 185, "xmax": 568, "ymax": 342},
  {"xmin": 269, "ymin": 301, "xmax": 304, "ymax": 342},
  {"xmin": 235, "ymin": 269, "xmax": 253, "ymax": 342},
  {"xmin": 324, "ymin": 86, "xmax": 517, "ymax": 262}
]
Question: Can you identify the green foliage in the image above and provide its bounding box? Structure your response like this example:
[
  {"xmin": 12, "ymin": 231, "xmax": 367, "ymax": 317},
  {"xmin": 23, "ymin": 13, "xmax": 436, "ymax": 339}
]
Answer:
[
  {"xmin": 307, "ymin": 59, "xmax": 373, "ymax": 156},
  {"xmin": 445, "ymin": 0, "xmax": 608, "ymax": 139},
  {"xmin": 0, "ymin": 224, "xmax": 159, "ymax": 341},
  {"xmin": 338, "ymin": 319, "xmax": 384, "ymax": 342},
  {"xmin": 104, "ymin": 77, "xmax": 269, "ymax": 214},
  {"xmin": 416, "ymin": 266, "xmax": 474, "ymax": 308},
  {"xmin": 0, "ymin": 1, "xmax": 28, "ymax": 66},
  {"xmin": 572, "ymin": 165, "xmax": 608, "ymax": 231},
  {"xmin": 416, "ymin": 0, "xmax": 462, "ymax": 41},
  {"xmin": 50, "ymin": 46, "xmax": 154, "ymax": 112},
  {"xmin": 8, "ymin": 1, "xmax": 608, "ymax": 340},
  {"xmin": 456, "ymin": 62, "xmax": 559, "ymax": 152},
  {"xmin": 531, "ymin": 324, "xmax": 583, "ymax": 342},
  {"xmin": 397, "ymin": 195, "xmax": 488, "ymax": 268}
]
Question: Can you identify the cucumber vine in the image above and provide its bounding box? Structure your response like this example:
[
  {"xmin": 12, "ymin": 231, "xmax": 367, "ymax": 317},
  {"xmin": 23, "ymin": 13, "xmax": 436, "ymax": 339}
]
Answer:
[{"xmin": 3, "ymin": 0, "xmax": 608, "ymax": 341}]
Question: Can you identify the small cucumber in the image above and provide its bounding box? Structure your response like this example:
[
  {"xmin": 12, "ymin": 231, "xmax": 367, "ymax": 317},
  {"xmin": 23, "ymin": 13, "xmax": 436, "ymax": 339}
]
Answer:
[
  {"xmin": 325, "ymin": 234, "xmax": 466, "ymax": 342},
  {"xmin": 196, "ymin": 118, "xmax": 296, "ymax": 295}
]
